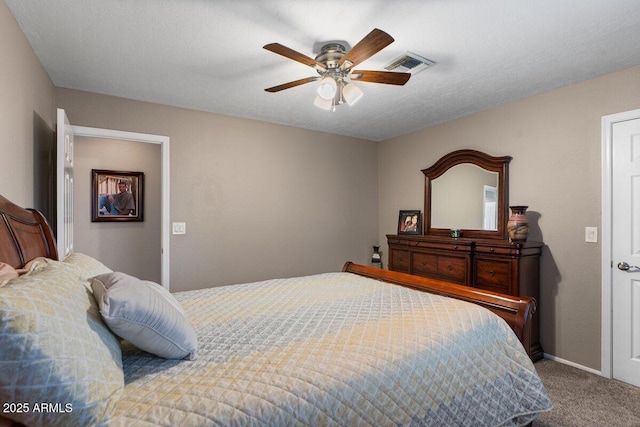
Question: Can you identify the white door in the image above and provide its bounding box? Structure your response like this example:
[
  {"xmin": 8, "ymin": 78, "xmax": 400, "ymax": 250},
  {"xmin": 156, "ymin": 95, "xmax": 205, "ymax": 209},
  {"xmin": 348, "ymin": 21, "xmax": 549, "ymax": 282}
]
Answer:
[
  {"xmin": 56, "ymin": 108, "xmax": 74, "ymax": 259},
  {"xmin": 611, "ymin": 116, "xmax": 640, "ymax": 388}
]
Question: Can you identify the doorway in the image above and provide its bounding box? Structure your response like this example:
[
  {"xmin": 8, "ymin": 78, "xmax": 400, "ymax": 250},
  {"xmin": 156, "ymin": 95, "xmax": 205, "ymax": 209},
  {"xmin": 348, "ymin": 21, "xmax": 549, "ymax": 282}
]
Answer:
[
  {"xmin": 601, "ymin": 108, "xmax": 640, "ymax": 387},
  {"xmin": 75, "ymin": 137, "xmax": 161, "ymax": 282},
  {"xmin": 61, "ymin": 120, "xmax": 171, "ymax": 288}
]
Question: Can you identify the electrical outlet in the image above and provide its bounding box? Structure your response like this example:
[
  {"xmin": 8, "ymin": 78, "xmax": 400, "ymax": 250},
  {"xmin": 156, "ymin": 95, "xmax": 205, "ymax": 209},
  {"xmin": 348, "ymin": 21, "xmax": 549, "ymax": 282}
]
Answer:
[
  {"xmin": 172, "ymin": 222, "xmax": 186, "ymax": 235},
  {"xmin": 585, "ymin": 226, "xmax": 597, "ymax": 243}
]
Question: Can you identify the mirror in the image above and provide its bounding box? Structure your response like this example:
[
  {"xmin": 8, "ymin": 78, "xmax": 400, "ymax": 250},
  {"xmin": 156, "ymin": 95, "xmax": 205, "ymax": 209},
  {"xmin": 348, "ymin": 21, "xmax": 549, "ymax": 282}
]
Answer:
[
  {"xmin": 431, "ymin": 164, "xmax": 499, "ymax": 230},
  {"xmin": 423, "ymin": 150, "xmax": 511, "ymax": 240}
]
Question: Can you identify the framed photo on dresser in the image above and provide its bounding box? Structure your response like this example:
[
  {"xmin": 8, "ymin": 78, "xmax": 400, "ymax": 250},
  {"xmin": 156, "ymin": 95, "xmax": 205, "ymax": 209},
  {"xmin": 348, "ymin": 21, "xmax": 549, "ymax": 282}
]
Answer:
[{"xmin": 397, "ymin": 210, "xmax": 421, "ymax": 235}]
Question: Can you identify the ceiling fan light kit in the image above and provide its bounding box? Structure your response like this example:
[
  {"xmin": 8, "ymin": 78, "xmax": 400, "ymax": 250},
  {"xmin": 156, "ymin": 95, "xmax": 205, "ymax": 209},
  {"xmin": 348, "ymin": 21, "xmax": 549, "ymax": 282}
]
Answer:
[
  {"xmin": 317, "ymin": 75, "xmax": 337, "ymax": 100},
  {"xmin": 314, "ymin": 80, "xmax": 364, "ymax": 111},
  {"xmin": 313, "ymin": 94, "xmax": 333, "ymax": 111},
  {"xmin": 343, "ymin": 82, "xmax": 363, "ymax": 105},
  {"xmin": 264, "ymin": 28, "xmax": 411, "ymax": 111}
]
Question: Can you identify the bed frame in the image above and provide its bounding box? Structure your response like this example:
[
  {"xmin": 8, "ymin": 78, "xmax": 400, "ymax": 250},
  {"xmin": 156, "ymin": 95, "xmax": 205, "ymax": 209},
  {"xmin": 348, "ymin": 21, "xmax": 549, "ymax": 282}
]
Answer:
[
  {"xmin": 0, "ymin": 195, "xmax": 58, "ymax": 268},
  {"xmin": 0, "ymin": 194, "xmax": 534, "ymax": 357}
]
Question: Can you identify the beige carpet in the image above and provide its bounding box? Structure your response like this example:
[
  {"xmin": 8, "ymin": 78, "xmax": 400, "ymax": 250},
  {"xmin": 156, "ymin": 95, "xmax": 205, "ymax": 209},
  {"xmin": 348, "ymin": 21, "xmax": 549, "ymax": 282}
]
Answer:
[{"xmin": 533, "ymin": 358, "xmax": 640, "ymax": 426}]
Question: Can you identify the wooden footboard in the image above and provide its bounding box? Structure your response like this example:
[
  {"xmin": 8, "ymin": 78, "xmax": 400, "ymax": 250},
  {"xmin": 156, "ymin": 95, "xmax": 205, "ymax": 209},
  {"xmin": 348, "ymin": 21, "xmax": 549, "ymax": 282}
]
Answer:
[{"xmin": 342, "ymin": 262, "xmax": 535, "ymax": 357}]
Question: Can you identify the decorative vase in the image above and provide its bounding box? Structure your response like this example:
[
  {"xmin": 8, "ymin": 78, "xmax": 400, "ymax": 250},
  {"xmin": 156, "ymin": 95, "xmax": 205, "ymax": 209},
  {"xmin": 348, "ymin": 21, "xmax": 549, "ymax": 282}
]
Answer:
[
  {"xmin": 507, "ymin": 206, "xmax": 530, "ymax": 242},
  {"xmin": 371, "ymin": 245, "xmax": 382, "ymax": 268}
]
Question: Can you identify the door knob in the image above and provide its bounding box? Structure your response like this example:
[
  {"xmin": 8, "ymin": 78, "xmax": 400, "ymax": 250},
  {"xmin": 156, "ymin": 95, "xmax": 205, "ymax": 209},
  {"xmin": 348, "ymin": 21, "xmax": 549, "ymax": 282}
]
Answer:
[{"xmin": 617, "ymin": 262, "xmax": 639, "ymax": 271}]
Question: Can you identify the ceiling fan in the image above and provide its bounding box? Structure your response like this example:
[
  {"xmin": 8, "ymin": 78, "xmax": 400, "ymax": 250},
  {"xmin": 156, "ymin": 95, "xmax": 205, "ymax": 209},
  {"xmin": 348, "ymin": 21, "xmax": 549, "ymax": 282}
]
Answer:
[{"xmin": 263, "ymin": 28, "xmax": 411, "ymax": 111}]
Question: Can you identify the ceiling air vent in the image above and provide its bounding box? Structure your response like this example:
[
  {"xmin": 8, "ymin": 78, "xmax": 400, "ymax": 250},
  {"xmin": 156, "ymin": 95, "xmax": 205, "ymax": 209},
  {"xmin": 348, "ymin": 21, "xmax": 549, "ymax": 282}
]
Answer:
[{"xmin": 385, "ymin": 52, "xmax": 435, "ymax": 75}]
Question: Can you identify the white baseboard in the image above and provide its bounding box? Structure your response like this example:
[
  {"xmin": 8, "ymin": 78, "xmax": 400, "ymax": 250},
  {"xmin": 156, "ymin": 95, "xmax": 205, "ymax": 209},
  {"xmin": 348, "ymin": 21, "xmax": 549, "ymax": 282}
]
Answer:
[{"xmin": 543, "ymin": 353, "xmax": 603, "ymax": 376}]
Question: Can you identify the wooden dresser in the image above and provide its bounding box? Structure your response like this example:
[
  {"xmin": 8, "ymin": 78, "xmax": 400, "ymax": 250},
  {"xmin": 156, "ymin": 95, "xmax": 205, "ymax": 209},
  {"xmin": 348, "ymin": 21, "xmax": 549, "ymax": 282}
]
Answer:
[
  {"xmin": 387, "ymin": 234, "xmax": 544, "ymax": 361},
  {"xmin": 397, "ymin": 149, "xmax": 545, "ymax": 360}
]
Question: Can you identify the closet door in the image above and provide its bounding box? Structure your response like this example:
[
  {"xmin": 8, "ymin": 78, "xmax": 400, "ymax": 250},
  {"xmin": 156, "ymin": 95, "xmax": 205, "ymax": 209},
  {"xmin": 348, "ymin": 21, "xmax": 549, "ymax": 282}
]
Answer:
[{"xmin": 611, "ymin": 115, "xmax": 640, "ymax": 388}]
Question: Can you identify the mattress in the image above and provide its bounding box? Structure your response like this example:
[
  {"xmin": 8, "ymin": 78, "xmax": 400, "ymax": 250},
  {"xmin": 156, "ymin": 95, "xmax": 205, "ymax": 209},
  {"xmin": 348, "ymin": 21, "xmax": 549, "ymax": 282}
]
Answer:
[{"xmin": 110, "ymin": 272, "xmax": 551, "ymax": 426}]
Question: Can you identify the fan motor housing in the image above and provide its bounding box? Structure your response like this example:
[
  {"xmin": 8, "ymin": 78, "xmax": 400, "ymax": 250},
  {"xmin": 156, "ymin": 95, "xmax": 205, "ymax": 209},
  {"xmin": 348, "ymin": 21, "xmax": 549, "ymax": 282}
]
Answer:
[{"xmin": 315, "ymin": 43, "xmax": 346, "ymax": 69}]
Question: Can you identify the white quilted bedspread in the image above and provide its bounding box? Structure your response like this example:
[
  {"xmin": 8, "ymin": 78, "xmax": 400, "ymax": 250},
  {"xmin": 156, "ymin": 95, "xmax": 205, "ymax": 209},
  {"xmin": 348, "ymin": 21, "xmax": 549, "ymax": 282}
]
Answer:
[{"xmin": 110, "ymin": 272, "xmax": 551, "ymax": 426}]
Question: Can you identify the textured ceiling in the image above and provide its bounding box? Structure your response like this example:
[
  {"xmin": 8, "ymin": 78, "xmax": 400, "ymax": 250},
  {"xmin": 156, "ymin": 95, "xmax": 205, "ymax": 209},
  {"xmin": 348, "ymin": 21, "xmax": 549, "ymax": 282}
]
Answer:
[{"xmin": 6, "ymin": 0, "xmax": 640, "ymax": 141}]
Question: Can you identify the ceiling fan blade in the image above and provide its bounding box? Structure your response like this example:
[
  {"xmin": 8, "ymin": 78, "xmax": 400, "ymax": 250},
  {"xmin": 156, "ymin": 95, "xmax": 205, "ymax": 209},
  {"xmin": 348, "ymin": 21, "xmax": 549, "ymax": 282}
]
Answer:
[
  {"xmin": 350, "ymin": 70, "xmax": 411, "ymax": 85},
  {"xmin": 265, "ymin": 76, "xmax": 320, "ymax": 93},
  {"xmin": 338, "ymin": 28, "xmax": 394, "ymax": 69},
  {"xmin": 263, "ymin": 43, "xmax": 325, "ymax": 70}
]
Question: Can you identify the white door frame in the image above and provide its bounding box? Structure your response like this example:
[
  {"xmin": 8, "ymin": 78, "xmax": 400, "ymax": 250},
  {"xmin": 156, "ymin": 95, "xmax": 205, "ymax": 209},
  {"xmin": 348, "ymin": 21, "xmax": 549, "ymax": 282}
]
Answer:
[
  {"xmin": 601, "ymin": 108, "xmax": 640, "ymax": 378},
  {"xmin": 72, "ymin": 125, "xmax": 171, "ymax": 290}
]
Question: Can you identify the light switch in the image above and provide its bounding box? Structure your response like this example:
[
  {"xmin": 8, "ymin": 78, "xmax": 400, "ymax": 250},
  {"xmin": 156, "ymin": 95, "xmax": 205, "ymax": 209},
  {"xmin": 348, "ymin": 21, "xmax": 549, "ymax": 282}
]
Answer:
[
  {"xmin": 585, "ymin": 226, "xmax": 597, "ymax": 243},
  {"xmin": 172, "ymin": 222, "xmax": 186, "ymax": 235}
]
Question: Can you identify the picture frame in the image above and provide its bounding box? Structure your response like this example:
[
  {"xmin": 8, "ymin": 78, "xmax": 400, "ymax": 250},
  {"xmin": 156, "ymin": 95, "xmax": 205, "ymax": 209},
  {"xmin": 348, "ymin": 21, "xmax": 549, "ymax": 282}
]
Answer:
[
  {"xmin": 91, "ymin": 169, "xmax": 144, "ymax": 222},
  {"xmin": 397, "ymin": 210, "xmax": 422, "ymax": 235}
]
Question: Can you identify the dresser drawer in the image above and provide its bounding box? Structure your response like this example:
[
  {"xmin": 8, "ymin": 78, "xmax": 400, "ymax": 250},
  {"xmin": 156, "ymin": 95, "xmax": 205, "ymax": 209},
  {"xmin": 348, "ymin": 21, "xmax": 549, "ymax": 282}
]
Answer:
[
  {"xmin": 436, "ymin": 255, "xmax": 467, "ymax": 283},
  {"xmin": 411, "ymin": 252, "xmax": 468, "ymax": 283},
  {"xmin": 475, "ymin": 258, "xmax": 512, "ymax": 293},
  {"xmin": 390, "ymin": 249, "xmax": 410, "ymax": 272},
  {"xmin": 475, "ymin": 245, "xmax": 514, "ymax": 256},
  {"xmin": 411, "ymin": 252, "xmax": 437, "ymax": 276}
]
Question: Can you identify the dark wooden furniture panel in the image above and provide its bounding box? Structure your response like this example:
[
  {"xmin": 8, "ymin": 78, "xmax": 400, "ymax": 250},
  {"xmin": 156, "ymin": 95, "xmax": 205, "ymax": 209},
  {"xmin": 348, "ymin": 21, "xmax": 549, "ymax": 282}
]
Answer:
[
  {"xmin": 390, "ymin": 248, "xmax": 410, "ymax": 273},
  {"xmin": 0, "ymin": 195, "xmax": 58, "ymax": 268},
  {"xmin": 475, "ymin": 258, "xmax": 512, "ymax": 293},
  {"xmin": 412, "ymin": 251, "xmax": 470, "ymax": 284},
  {"xmin": 411, "ymin": 252, "xmax": 437, "ymax": 276}
]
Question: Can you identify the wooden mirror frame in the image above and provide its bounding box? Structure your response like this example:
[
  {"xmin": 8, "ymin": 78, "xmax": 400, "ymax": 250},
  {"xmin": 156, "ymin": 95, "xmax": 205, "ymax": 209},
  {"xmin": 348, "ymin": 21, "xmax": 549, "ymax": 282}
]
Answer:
[{"xmin": 422, "ymin": 149, "xmax": 512, "ymax": 240}]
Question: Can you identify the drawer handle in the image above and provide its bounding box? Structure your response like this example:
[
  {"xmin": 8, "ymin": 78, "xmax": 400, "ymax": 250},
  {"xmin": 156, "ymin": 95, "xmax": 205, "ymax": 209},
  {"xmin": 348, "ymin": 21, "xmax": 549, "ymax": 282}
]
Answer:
[
  {"xmin": 448, "ymin": 264, "xmax": 453, "ymax": 271},
  {"xmin": 421, "ymin": 261, "xmax": 427, "ymax": 266},
  {"xmin": 489, "ymin": 270, "xmax": 495, "ymax": 276},
  {"xmin": 490, "ymin": 248, "xmax": 495, "ymax": 253},
  {"xmin": 453, "ymin": 245, "xmax": 458, "ymax": 250}
]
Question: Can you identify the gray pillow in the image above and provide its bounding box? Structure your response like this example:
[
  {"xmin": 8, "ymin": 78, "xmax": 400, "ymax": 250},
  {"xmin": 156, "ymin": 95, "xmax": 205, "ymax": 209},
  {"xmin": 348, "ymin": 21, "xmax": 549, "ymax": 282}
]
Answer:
[{"xmin": 91, "ymin": 272, "xmax": 198, "ymax": 360}]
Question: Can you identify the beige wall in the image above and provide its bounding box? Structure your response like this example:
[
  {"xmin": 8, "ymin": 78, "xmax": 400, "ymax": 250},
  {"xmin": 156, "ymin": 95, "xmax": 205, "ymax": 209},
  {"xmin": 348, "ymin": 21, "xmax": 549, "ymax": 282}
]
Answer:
[
  {"xmin": 74, "ymin": 137, "xmax": 162, "ymax": 282},
  {"xmin": 0, "ymin": 1, "xmax": 54, "ymax": 209},
  {"xmin": 379, "ymin": 65, "xmax": 640, "ymax": 370},
  {"xmin": 55, "ymin": 88, "xmax": 379, "ymax": 291}
]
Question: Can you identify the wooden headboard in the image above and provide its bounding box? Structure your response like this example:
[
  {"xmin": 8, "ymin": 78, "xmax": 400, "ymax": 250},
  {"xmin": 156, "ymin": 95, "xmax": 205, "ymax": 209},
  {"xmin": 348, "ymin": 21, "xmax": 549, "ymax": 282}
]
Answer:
[{"xmin": 0, "ymin": 195, "xmax": 58, "ymax": 268}]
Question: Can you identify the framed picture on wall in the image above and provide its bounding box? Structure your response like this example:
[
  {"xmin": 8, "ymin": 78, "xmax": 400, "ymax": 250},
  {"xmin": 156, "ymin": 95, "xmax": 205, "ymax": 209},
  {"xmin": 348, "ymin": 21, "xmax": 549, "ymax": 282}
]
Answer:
[
  {"xmin": 91, "ymin": 169, "xmax": 144, "ymax": 222},
  {"xmin": 397, "ymin": 210, "xmax": 422, "ymax": 235}
]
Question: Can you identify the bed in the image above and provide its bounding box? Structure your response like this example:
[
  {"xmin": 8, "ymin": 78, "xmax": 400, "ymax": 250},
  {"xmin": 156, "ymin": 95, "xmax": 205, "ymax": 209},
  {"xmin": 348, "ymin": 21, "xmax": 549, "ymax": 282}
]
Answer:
[{"xmin": 0, "ymin": 194, "xmax": 551, "ymax": 426}]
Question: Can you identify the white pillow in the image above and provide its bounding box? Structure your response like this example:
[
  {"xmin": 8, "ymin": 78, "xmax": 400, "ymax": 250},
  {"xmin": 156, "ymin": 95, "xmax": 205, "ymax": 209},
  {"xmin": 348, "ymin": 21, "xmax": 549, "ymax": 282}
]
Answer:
[
  {"xmin": 62, "ymin": 252, "xmax": 113, "ymax": 280},
  {"xmin": 0, "ymin": 262, "xmax": 123, "ymax": 427},
  {"xmin": 90, "ymin": 272, "xmax": 198, "ymax": 360}
]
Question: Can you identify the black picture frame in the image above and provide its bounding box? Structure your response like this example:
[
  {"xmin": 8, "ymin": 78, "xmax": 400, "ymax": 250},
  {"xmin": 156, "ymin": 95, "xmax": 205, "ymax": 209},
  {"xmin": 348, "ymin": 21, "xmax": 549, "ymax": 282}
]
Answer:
[
  {"xmin": 397, "ymin": 210, "xmax": 422, "ymax": 235},
  {"xmin": 91, "ymin": 169, "xmax": 144, "ymax": 222}
]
